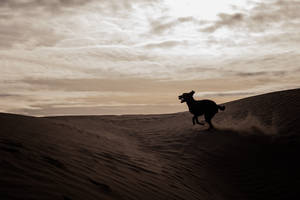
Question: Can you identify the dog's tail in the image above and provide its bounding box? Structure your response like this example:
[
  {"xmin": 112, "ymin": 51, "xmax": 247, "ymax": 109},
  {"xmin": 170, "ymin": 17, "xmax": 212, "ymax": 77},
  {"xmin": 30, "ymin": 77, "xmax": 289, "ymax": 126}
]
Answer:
[{"xmin": 217, "ymin": 105, "xmax": 225, "ymax": 111}]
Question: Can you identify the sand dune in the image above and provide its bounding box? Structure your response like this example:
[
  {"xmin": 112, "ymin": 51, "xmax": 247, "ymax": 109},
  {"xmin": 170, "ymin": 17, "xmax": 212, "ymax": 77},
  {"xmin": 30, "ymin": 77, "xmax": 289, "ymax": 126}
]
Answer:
[{"xmin": 1, "ymin": 89, "xmax": 300, "ymax": 200}]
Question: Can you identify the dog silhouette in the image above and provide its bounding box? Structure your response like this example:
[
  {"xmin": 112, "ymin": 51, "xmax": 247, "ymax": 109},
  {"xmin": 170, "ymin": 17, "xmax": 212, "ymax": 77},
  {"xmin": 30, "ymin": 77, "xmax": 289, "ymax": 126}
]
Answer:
[{"xmin": 178, "ymin": 90, "xmax": 225, "ymax": 129}]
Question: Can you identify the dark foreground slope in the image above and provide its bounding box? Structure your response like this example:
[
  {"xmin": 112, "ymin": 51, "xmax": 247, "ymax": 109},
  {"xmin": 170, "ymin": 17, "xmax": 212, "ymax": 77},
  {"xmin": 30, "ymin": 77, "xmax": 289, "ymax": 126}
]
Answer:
[{"xmin": 0, "ymin": 89, "xmax": 300, "ymax": 200}]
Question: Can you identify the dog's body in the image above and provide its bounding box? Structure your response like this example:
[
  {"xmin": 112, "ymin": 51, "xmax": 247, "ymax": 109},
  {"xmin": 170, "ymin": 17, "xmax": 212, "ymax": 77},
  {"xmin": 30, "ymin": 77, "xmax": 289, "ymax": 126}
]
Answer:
[{"xmin": 178, "ymin": 91, "xmax": 225, "ymax": 129}]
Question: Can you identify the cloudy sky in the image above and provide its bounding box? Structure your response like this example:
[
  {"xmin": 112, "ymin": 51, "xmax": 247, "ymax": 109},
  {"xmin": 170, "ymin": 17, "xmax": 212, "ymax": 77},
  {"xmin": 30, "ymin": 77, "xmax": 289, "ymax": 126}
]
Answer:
[{"xmin": 0, "ymin": 0, "xmax": 300, "ymax": 116}]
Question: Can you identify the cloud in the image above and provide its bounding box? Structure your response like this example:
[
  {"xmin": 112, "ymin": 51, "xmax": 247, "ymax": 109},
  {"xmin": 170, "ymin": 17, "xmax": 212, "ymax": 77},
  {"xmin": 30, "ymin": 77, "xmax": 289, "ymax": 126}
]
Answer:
[
  {"xmin": 149, "ymin": 19, "xmax": 178, "ymax": 35},
  {"xmin": 143, "ymin": 40, "xmax": 187, "ymax": 49},
  {"xmin": 195, "ymin": 91, "xmax": 256, "ymax": 98},
  {"xmin": 0, "ymin": 0, "xmax": 158, "ymax": 14},
  {"xmin": 21, "ymin": 78, "xmax": 205, "ymax": 93},
  {"xmin": 12, "ymin": 104, "xmax": 183, "ymax": 116},
  {"xmin": 149, "ymin": 16, "xmax": 204, "ymax": 35},
  {"xmin": 0, "ymin": 0, "xmax": 159, "ymax": 49},
  {"xmin": 0, "ymin": 20, "xmax": 64, "ymax": 49},
  {"xmin": 0, "ymin": 94, "xmax": 18, "ymax": 97},
  {"xmin": 0, "ymin": 0, "xmax": 92, "ymax": 11},
  {"xmin": 201, "ymin": 0, "xmax": 300, "ymax": 33},
  {"xmin": 0, "ymin": 2, "xmax": 70, "ymax": 49},
  {"xmin": 21, "ymin": 69, "xmax": 291, "ymax": 94},
  {"xmin": 202, "ymin": 13, "xmax": 244, "ymax": 32},
  {"xmin": 236, "ymin": 71, "xmax": 286, "ymax": 77}
]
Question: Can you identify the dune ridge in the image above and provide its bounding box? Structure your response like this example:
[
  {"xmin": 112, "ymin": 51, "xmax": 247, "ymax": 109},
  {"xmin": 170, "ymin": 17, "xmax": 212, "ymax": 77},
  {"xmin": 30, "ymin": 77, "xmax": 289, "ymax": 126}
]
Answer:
[{"xmin": 0, "ymin": 88, "xmax": 300, "ymax": 200}]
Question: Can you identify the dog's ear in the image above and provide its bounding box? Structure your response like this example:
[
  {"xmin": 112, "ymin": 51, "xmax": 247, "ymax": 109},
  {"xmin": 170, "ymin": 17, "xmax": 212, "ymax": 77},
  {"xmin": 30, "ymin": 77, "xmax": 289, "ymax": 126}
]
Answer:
[{"xmin": 190, "ymin": 90, "xmax": 195, "ymax": 95}]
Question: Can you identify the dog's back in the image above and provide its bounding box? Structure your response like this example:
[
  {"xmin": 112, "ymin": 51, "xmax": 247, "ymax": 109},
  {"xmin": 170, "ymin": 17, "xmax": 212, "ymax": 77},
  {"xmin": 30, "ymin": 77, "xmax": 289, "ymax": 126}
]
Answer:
[{"xmin": 189, "ymin": 99, "xmax": 219, "ymax": 116}]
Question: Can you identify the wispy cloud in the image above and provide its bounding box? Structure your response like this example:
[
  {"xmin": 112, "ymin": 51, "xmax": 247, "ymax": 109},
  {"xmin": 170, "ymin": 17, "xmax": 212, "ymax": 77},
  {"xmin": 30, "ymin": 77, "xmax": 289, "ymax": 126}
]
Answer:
[
  {"xmin": 0, "ymin": 94, "xmax": 18, "ymax": 97},
  {"xmin": 149, "ymin": 16, "xmax": 203, "ymax": 35},
  {"xmin": 201, "ymin": 13, "xmax": 244, "ymax": 33},
  {"xmin": 202, "ymin": 0, "xmax": 300, "ymax": 33},
  {"xmin": 143, "ymin": 40, "xmax": 188, "ymax": 49}
]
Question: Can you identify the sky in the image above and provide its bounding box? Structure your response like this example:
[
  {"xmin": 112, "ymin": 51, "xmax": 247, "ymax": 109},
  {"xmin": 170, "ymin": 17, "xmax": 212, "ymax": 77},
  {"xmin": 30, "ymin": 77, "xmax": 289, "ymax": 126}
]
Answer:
[{"xmin": 0, "ymin": 0, "xmax": 300, "ymax": 116}]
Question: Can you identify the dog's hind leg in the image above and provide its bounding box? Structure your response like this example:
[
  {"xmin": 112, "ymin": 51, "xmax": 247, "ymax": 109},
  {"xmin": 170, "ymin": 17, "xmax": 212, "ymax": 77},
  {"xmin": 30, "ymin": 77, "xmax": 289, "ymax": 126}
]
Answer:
[
  {"xmin": 195, "ymin": 116, "xmax": 204, "ymax": 125},
  {"xmin": 192, "ymin": 116, "xmax": 196, "ymax": 125},
  {"xmin": 204, "ymin": 113, "xmax": 215, "ymax": 129}
]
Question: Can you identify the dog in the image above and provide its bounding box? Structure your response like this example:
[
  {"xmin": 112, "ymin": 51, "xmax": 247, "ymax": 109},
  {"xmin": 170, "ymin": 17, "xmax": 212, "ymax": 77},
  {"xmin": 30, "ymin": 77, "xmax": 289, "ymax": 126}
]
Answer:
[{"xmin": 178, "ymin": 90, "xmax": 225, "ymax": 129}]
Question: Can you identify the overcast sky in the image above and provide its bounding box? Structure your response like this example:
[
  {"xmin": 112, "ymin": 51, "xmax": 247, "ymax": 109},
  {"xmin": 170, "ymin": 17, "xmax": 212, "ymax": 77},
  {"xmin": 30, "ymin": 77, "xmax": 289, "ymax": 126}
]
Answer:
[{"xmin": 0, "ymin": 0, "xmax": 300, "ymax": 116}]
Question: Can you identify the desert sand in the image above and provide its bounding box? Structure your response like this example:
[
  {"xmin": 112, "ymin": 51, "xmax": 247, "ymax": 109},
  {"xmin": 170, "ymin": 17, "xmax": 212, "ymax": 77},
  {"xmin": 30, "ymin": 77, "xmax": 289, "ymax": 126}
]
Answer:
[{"xmin": 1, "ymin": 89, "xmax": 300, "ymax": 200}]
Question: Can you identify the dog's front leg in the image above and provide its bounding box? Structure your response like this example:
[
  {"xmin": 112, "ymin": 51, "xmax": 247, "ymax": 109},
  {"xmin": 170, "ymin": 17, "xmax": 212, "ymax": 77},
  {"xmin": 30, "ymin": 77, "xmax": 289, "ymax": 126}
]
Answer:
[{"xmin": 192, "ymin": 116, "xmax": 196, "ymax": 125}]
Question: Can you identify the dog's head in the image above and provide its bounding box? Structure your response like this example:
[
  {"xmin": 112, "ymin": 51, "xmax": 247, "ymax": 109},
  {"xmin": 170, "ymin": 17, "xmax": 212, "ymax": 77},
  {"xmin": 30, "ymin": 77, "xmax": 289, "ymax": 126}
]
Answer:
[{"xmin": 178, "ymin": 90, "xmax": 195, "ymax": 103}]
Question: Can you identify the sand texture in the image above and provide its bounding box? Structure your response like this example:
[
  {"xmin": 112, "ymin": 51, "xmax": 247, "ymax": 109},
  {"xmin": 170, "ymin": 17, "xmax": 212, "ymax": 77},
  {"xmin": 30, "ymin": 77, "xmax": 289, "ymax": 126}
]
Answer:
[{"xmin": 1, "ymin": 89, "xmax": 300, "ymax": 200}]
